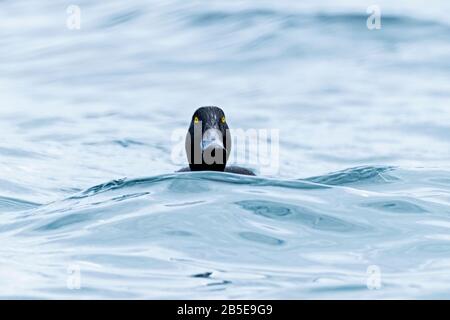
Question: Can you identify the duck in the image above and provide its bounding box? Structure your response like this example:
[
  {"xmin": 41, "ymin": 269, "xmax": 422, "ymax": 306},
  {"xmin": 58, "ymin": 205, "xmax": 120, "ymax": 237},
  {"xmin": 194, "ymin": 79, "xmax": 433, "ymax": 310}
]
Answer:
[{"xmin": 178, "ymin": 106, "xmax": 255, "ymax": 176}]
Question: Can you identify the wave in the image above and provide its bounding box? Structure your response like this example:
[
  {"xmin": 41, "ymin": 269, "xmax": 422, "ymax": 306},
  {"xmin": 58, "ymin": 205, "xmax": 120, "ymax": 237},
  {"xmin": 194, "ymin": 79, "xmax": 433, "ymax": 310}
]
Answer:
[
  {"xmin": 0, "ymin": 196, "xmax": 41, "ymax": 212},
  {"xmin": 305, "ymin": 166, "xmax": 397, "ymax": 185},
  {"xmin": 0, "ymin": 166, "xmax": 377, "ymax": 232},
  {"xmin": 73, "ymin": 165, "xmax": 394, "ymax": 199},
  {"xmin": 69, "ymin": 171, "xmax": 329, "ymax": 200},
  {"xmin": 1, "ymin": 165, "xmax": 450, "ymax": 298},
  {"xmin": 187, "ymin": 9, "xmax": 450, "ymax": 30},
  {"xmin": 1, "ymin": 165, "xmax": 402, "ymax": 236}
]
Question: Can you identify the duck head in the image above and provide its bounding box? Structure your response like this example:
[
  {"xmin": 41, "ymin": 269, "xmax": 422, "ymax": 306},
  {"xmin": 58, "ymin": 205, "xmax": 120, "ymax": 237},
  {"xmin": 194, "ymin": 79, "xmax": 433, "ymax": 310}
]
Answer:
[{"xmin": 185, "ymin": 106, "xmax": 231, "ymax": 171}]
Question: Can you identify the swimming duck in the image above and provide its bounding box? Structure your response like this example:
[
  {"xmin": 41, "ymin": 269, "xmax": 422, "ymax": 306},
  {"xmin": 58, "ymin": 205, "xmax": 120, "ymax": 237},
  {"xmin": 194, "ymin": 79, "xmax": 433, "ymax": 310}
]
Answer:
[{"xmin": 178, "ymin": 106, "xmax": 255, "ymax": 176}]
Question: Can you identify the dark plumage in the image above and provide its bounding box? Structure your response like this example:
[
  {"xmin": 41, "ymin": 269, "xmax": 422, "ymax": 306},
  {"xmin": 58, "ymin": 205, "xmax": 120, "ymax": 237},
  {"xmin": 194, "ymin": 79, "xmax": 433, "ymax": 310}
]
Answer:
[{"xmin": 179, "ymin": 106, "xmax": 255, "ymax": 176}]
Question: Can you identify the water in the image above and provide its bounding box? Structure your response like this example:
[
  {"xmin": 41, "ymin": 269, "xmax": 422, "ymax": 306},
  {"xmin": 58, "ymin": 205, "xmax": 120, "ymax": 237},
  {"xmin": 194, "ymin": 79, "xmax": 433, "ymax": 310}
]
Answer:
[{"xmin": 1, "ymin": 0, "xmax": 450, "ymax": 299}]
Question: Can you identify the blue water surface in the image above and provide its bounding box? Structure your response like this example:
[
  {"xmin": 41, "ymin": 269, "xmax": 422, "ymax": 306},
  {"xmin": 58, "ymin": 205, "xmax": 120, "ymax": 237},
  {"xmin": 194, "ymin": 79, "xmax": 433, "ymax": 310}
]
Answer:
[{"xmin": 1, "ymin": 0, "xmax": 450, "ymax": 299}]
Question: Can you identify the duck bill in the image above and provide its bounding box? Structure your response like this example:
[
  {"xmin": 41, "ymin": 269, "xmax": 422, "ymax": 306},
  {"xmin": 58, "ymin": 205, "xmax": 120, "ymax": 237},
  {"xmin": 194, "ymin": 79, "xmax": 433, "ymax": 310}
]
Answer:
[{"xmin": 202, "ymin": 128, "xmax": 226, "ymax": 167}]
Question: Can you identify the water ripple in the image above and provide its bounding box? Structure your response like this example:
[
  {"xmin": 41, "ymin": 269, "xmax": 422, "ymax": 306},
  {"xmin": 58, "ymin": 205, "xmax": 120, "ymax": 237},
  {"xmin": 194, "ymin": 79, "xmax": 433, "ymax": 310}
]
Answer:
[
  {"xmin": 361, "ymin": 199, "xmax": 427, "ymax": 214},
  {"xmin": 236, "ymin": 200, "xmax": 368, "ymax": 233},
  {"xmin": 0, "ymin": 196, "xmax": 41, "ymax": 212},
  {"xmin": 306, "ymin": 166, "xmax": 397, "ymax": 186}
]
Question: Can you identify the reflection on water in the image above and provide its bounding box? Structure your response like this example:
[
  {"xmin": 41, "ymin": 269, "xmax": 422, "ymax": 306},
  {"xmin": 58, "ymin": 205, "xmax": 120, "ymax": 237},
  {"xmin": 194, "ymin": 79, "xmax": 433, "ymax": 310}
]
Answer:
[{"xmin": 1, "ymin": 0, "xmax": 450, "ymax": 298}]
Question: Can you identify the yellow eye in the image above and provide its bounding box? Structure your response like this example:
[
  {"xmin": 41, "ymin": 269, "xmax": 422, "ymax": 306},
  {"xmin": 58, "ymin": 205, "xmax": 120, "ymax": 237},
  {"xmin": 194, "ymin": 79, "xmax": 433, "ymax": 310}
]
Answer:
[
  {"xmin": 194, "ymin": 116, "xmax": 199, "ymax": 124},
  {"xmin": 221, "ymin": 116, "xmax": 226, "ymax": 124}
]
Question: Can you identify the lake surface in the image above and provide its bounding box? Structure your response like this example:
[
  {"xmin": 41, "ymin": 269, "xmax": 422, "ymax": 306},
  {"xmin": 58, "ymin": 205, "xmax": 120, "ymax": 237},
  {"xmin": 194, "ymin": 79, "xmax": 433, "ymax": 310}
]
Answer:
[{"xmin": 0, "ymin": 0, "xmax": 450, "ymax": 299}]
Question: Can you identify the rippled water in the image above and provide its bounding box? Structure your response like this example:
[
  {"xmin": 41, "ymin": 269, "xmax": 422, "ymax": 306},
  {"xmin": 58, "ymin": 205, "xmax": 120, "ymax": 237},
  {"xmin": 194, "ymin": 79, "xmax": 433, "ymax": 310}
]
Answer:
[{"xmin": 1, "ymin": 1, "xmax": 450, "ymax": 299}]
